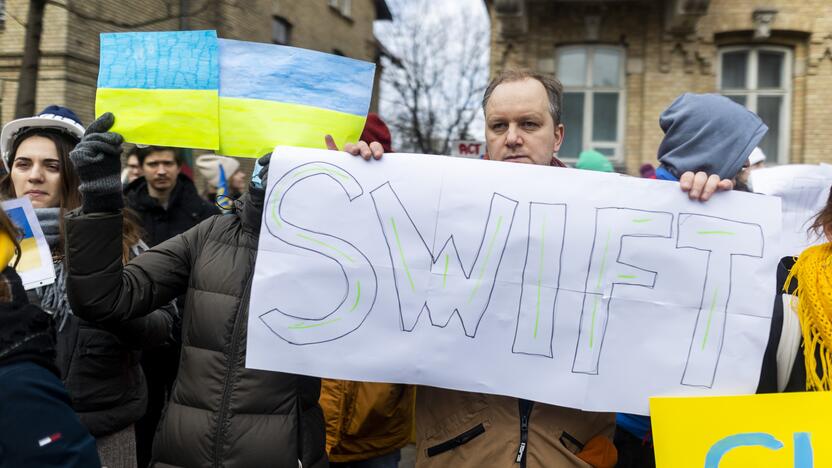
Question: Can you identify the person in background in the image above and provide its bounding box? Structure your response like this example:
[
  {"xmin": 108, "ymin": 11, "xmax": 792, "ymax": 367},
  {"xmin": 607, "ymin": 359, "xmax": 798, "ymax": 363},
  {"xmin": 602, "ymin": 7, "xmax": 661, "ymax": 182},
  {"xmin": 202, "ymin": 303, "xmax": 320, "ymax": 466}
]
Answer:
[
  {"xmin": 228, "ymin": 169, "xmax": 248, "ymax": 198},
  {"xmin": 735, "ymin": 147, "xmax": 766, "ymax": 193},
  {"xmin": 0, "ymin": 208, "xmax": 101, "ymax": 468},
  {"xmin": 748, "ymin": 147, "xmax": 766, "ymax": 171},
  {"xmin": 64, "ymin": 113, "xmax": 327, "ymax": 467},
  {"xmin": 121, "ymin": 146, "xmax": 144, "ymax": 187},
  {"xmin": 615, "ymin": 93, "xmax": 767, "ymax": 468},
  {"xmin": 123, "ymin": 146, "xmax": 218, "ymax": 467},
  {"xmin": 639, "ymin": 163, "xmax": 656, "ymax": 179},
  {"xmin": 194, "ymin": 154, "xmax": 241, "ymax": 205},
  {"xmin": 575, "ymin": 149, "xmax": 614, "ymax": 173},
  {"xmin": 125, "ymin": 146, "xmax": 218, "ymax": 247},
  {"xmin": 320, "ymin": 113, "xmax": 415, "ymax": 468},
  {"xmin": 758, "ymin": 185, "xmax": 832, "ymax": 394},
  {"xmin": 0, "ymin": 106, "xmax": 176, "ymax": 468}
]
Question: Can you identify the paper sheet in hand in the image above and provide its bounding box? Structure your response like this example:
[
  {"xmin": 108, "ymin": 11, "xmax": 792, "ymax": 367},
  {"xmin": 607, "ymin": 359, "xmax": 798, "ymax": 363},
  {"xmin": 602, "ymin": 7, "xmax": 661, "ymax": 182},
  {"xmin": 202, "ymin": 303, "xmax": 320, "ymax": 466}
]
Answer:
[
  {"xmin": 95, "ymin": 31, "xmax": 375, "ymax": 158},
  {"xmin": 651, "ymin": 392, "xmax": 831, "ymax": 467},
  {"xmin": 96, "ymin": 30, "xmax": 220, "ymax": 150},
  {"xmin": 218, "ymin": 40, "xmax": 375, "ymax": 157},
  {"xmin": 248, "ymin": 147, "xmax": 782, "ymax": 414},
  {"xmin": 2, "ymin": 197, "xmax": 55, "ymax": 289},
  {"xmin": 750, "ymin": 164, "xmax": 832, "ymax": 258}
]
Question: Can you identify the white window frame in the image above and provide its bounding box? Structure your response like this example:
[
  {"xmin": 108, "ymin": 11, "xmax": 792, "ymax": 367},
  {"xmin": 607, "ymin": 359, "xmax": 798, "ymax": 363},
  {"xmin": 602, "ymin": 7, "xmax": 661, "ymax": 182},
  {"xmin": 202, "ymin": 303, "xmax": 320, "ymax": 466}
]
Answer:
[
  {"xmin": 555, "ymin": 45, "xmax": 626, "ymax": 163},
  {"xmin": 717, "ymin": 45, "xmax": 792, "ymax": 164}
]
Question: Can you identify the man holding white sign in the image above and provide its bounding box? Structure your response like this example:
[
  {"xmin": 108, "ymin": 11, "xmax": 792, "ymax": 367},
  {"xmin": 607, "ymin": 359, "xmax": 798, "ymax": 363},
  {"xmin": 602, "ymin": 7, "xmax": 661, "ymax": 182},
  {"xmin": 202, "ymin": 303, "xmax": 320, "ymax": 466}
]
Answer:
[{"xmin": 340, "ymin": 71, "xmax": 756, "ymax": 468}]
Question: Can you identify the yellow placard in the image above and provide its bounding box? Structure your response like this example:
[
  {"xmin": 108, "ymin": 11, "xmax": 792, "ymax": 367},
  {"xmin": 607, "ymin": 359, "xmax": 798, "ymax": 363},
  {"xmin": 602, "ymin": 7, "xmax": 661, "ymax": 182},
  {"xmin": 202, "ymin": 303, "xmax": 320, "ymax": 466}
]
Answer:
[{"xmin": 650, "ymin": 392, "xmax": 831, "ymax": 468}]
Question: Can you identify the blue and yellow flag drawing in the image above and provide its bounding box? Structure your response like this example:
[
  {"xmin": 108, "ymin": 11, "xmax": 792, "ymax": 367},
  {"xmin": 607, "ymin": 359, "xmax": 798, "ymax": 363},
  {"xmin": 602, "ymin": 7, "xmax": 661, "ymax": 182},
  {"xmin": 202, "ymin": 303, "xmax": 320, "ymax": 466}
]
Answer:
[
  {"xmin": 96, "ymin": 31, "xmax": 220, "ymax": 150},
  {"xmin": 95, "ymin": 31, "xmax": 375, "ymax": 158},
  {"xmin": 217, "ymin": 39, "xmax": 375, "ymax": 157}
]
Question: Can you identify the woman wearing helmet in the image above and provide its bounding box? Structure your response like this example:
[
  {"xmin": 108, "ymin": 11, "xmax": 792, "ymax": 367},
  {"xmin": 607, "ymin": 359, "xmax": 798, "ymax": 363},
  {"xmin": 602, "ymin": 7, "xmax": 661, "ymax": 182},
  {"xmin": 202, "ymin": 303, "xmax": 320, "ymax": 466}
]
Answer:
[{"xmin": 0, "ymin": 105, "xmax": 177, "ymax": 468}]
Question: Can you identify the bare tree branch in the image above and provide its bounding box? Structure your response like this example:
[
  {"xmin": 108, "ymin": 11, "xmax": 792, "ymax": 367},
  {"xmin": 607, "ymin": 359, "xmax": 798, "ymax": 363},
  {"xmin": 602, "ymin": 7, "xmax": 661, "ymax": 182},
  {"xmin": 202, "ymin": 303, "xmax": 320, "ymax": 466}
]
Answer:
[{"xmin": 378, "ymin": 0, "xmax": 489, "ymax": 154}]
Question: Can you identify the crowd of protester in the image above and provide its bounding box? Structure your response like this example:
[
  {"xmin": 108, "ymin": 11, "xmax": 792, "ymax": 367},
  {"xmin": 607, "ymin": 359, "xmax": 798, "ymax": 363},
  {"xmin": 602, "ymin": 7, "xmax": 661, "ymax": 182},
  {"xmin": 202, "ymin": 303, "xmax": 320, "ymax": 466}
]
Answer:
[{"xmin": 0, "ymin": 67, "xmax": 826, "ymax": 468}]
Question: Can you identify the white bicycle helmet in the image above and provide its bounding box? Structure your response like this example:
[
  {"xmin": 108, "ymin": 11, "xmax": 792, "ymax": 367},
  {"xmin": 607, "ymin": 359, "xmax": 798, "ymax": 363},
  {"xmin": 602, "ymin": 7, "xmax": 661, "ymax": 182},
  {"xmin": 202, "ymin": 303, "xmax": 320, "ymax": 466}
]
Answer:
[{"xmin": 1, "ymin": 105, "xmax": 85, "ymax": 172}]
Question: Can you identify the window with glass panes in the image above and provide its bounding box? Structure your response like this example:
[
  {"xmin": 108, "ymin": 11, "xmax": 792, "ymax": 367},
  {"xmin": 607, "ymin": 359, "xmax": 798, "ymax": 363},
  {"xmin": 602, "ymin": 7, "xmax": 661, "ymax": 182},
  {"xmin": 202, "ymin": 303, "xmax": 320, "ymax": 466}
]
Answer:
[
  {"xmin": 719, "ymin": 46, "xmax": 791, "ymax": 163},
  {"xmin": 556, "ymin": 46, "xmax": 625, "ymax": 161}
]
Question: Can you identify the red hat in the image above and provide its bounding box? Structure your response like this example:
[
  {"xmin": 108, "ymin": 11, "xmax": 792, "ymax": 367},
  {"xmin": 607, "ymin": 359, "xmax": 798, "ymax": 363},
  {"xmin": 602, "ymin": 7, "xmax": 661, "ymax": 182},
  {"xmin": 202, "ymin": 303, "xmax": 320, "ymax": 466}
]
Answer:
[{"xmin": 361, "ymin": 113, "xmax": 393, "ymax": 153}]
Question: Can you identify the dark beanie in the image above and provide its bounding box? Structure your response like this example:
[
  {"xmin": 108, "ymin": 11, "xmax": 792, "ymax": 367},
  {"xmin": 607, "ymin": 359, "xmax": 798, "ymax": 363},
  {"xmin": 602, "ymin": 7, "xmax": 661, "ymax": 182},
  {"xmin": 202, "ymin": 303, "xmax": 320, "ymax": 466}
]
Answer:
[{"xmin": 361, "ymin": 113, "xmax": 393, "ymax": 153}]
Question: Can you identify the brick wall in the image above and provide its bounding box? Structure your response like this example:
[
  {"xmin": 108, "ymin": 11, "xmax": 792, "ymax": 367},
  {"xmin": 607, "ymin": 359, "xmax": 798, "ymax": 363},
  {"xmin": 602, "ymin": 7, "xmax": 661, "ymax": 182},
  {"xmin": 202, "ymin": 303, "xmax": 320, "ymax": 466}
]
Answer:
[
  {"xmin": 489, "ymin": 0, "xmax": 832, "ymax": 173},
  {"xmin": 0, "ymin": 0, "xmax": 386, "ymax": 189}
]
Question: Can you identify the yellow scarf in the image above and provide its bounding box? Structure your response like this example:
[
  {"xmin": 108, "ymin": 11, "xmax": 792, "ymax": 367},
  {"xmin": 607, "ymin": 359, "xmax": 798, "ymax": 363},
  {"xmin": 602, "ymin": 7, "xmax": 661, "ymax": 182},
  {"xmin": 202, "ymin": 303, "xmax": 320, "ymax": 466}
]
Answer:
[{"xmin": 785, "ymin": 242, "xmax": 832, "ymax": 391}]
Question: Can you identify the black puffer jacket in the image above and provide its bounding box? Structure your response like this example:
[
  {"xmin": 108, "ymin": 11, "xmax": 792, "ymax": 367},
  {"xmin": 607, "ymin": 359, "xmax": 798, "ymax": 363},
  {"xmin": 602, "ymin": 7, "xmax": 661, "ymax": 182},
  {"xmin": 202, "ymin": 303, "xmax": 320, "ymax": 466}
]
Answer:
[
  {"xmin": 64, "ymin": 193, "xmax": 327, "ymax": 468},
  {"xmin": 124, "ymin": 174, "xmax": 219, "ymax": 247}
]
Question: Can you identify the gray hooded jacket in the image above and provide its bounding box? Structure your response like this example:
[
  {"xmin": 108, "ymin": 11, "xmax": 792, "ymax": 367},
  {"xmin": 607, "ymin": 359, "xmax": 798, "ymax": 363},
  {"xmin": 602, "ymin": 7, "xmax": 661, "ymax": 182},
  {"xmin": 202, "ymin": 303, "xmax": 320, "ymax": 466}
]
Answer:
[{"xmin": 657, "ymin": 93, "xmax": 768, "ymax": 179}]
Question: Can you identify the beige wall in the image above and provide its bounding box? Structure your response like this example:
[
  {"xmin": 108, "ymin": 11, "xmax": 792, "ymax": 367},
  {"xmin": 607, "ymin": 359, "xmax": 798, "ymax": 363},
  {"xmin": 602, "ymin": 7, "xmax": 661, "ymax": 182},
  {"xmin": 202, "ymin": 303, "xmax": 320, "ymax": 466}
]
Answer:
[
  {"xmin": 0, "ymin": 0, "xmax": 384, "ymax": 125},
  {"xmin": 273, "ymin": 0, "xmax": 379, "ymax": 62},
  {"xmin": 489, "ymin": 0, "xmax": 832, "ymax": 173}
]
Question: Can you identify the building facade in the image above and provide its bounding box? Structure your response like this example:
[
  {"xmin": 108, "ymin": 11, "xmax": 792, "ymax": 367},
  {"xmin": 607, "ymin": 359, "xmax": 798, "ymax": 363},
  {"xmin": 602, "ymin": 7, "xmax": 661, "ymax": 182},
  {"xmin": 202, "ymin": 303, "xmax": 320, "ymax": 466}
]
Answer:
[
  {"xmin": 487, "ymin": 0, "xmax": 832, "ymax": 173},
  {"xmin": 0, "ymin": 0, "xmax": 390, "ymax": 125}
]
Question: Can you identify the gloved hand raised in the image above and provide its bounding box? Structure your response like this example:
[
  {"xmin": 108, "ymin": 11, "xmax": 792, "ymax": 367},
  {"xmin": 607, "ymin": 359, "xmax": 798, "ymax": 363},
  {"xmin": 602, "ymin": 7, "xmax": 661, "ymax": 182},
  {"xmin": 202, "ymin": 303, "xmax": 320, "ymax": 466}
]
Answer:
[
  {"xmin": 68, "ymin": 112, "xmax": 125, "ymax": 213},
  {"xmin": 247, "ymin": 152, "xmax": 271, "ymax": 207}
]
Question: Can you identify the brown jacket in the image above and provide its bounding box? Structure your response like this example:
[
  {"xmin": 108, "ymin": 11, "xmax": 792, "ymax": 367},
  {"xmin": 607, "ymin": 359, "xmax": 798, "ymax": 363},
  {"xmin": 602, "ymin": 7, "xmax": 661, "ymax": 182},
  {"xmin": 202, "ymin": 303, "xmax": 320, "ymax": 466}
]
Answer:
[
  {"xmin": 415, "ymin": 387, "xmax": 617, "ymax": 468},
  {"xmin": 321, "ymin": 379, "xmax": 414, "ymax": 462}
]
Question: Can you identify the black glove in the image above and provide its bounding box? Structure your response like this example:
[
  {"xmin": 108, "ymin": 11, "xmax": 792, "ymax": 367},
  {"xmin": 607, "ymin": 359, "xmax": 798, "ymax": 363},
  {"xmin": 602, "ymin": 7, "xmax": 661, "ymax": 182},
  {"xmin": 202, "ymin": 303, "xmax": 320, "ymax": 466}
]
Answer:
[{"xmin": 68, "ymin": 113, "xmax": 125, "ymax": 213}]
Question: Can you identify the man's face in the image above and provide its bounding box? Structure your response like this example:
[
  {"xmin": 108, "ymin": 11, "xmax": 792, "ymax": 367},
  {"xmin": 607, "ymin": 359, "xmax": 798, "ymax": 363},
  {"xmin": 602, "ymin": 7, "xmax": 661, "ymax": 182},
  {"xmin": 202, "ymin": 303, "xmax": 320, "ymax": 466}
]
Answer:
[
  {"xmin": 484, "ymin": 78, "xmax": 564, "ymax": 166},
  {"xmin": 143, "ymin": 150, "xmax": 180, "ymax": 192},
  {"xmin": 126, "ymin": 154, "xmax": 143, "ymax": 183}
]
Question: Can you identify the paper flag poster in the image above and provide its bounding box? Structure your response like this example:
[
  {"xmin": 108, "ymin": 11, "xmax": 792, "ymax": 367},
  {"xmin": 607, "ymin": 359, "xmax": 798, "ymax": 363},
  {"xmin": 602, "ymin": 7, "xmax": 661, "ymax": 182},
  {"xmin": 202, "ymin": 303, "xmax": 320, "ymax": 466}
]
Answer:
[
  {"xmin": 95, "ymin": 31, "xmax": 375, "ymax": 158},
  {"xmin": 218, "ymin": 39, "xmax": 375, "ymax": 157},
  {"xmin": 651, "ymin": 392, "xmax": 832, "ymax": 468},
  {"xmin": 1, "ymin": 198, "xmax": 55, "ymax": 290},
  {"xmin": 96, "ymin": 30, "xmax": 220, "ymax": 149}
]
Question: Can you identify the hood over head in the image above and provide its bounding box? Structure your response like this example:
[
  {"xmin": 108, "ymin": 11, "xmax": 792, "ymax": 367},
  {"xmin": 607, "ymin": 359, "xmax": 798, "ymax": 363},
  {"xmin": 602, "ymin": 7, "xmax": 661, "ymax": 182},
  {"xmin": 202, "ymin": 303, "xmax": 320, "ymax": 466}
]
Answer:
[{"xmin": 657, "ymin": 93, "xmax": 767, "ymax": 180}]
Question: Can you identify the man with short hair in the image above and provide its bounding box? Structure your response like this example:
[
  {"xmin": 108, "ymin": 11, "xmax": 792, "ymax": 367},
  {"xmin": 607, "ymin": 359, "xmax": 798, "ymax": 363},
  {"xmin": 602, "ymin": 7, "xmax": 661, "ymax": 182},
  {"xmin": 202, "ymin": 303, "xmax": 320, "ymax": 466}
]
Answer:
[
  {"xmin": 125, "ymin": 146, "xmax": 218, "ymax": 247},
  {"xmin": 123, "ymin": 145, "xmax": 218, "ymax": 468},
  {"xmin": 342, "ymin": 69, "xmax": 734, "ymax": 467}
]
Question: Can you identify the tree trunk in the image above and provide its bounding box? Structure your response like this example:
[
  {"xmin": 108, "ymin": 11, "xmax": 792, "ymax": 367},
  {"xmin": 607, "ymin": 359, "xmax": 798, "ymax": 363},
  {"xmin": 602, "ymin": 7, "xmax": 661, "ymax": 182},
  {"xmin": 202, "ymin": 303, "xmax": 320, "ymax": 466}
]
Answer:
[{"xmin": 15, "ymin": 0, "xmax": 47, "ymax": 118}]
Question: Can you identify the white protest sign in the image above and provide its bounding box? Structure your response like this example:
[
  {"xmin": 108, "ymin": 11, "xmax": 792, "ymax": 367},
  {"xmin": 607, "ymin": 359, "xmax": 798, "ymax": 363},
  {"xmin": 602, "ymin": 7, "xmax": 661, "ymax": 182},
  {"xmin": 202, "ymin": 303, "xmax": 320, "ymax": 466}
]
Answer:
[
  {"xmin": 750, "ymin": 164, "xmax": 832, "ymax": 258},
  {"xmin": 1, "ymin": 197, "xmax": 55, "ymax": 289},
  {"xmin": 248, "ymin": 147, "xmax": 782, "ymax": 415}
]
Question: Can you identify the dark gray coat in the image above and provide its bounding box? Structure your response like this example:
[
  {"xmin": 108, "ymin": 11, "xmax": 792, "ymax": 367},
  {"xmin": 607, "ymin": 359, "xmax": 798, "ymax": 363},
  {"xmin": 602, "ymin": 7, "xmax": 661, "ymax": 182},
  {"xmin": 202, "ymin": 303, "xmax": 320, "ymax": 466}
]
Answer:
[{"xmin": 64, "ymin": 194, "xmax": 327, "ymax": 468}]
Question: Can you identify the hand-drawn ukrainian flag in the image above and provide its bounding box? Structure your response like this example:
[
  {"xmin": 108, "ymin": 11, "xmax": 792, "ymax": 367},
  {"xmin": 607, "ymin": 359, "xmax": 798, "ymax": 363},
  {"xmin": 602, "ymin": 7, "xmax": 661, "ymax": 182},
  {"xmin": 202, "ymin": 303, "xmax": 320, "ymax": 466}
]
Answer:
[
  {"xmin": 95, "ymin": 31, "xmax": 220, "ymax": 150},
  {"xmin": 218, "ymin": 39, "xmax": 375, "ymax": 158},
  {"xmin": 6, "ymin": 206, "xmax": 40, "ymax": 273}
]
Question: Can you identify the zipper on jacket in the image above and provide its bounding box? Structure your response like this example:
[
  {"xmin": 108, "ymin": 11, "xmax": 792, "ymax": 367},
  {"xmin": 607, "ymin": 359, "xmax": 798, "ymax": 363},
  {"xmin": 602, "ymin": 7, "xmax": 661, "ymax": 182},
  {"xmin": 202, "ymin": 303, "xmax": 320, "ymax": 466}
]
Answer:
[
  {"xmin": 212, "ymin": 277, "xmax": 253, "ymax": 468},
  {"xmin": 516, "ymin": 399, "xmax": 534, "ymax": 467},
  {"xmin": 425, "ymin": 423, "xmax": 486, "ymax": 457}
]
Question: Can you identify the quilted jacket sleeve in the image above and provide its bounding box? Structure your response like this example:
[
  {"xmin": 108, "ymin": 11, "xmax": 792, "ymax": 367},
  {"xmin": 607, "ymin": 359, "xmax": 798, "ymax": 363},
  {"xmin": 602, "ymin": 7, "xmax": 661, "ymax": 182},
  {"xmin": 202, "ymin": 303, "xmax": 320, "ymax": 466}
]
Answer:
[{"xmin": 64, "ymin": 209, "xmax": 203, "ymax": 325}]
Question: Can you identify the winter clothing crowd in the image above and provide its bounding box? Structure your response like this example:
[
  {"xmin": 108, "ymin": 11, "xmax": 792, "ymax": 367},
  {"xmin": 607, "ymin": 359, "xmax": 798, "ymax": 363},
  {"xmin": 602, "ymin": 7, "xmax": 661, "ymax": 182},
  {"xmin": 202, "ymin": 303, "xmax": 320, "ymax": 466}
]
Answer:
[{"xmin": 0, "ymin": 69, "xmax": 827, "ymax": 468}]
